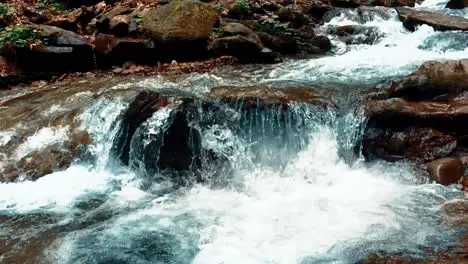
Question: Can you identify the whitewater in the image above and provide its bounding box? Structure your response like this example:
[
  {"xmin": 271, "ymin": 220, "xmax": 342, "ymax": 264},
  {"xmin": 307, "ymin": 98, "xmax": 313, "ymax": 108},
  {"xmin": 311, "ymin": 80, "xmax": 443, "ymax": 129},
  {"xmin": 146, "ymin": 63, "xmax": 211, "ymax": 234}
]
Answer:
[{"xmin": 0, "ymin": 0, "xmax": 467, "ymax": 263}]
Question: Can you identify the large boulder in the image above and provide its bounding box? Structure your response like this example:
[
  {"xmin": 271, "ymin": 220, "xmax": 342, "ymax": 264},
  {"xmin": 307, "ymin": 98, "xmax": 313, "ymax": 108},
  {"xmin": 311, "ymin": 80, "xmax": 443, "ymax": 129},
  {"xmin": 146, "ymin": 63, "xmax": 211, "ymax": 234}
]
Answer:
[
  {"xmin": 141, "ymin": 0, "xmax": 220, "ymax": 61},
  {"xmin": 385, "ymin": 59, "xmax": 468, "ymax": 100},
  {"xmin": 396, "ymin": 7, "xmax": 468, "ymax": 31},
  {"xmin": 142, "ymin": 0, "xmax": 219, "ymax": 41},
  {"xmin": 427, "ymin": 157, "xmax": 464, "ymax": 185},
  {"xmin": 363, "ymin": 59, "xmax": 468, "ymax": 163},
  {"xmin": 445, "ymin": 0, "xmax": 468, "ymax": 9}
]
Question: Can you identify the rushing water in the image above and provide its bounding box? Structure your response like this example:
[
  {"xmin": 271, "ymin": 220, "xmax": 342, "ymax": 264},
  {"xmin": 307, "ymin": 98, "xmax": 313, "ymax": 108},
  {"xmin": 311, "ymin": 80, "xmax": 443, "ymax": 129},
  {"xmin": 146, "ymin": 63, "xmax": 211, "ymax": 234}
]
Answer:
[{"xmin": 0, "ymin": 1, "xmax": 467, "ymax": 263}]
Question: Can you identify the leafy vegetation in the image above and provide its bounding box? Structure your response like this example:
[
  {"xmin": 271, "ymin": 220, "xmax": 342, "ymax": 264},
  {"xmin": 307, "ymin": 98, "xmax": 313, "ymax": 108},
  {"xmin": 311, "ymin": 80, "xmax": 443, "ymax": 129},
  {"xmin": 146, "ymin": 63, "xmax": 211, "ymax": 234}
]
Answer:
[
  {"xmin": 210, "ymin": 26, "xmax": 224, "ymax": 41},
  {"xmin": 234, "ymin": 0, "xmax": 251, "ymax": 14},
  {"xmin": 254, "ymin": 16, "xmax": 288, "ymax": 35},
  {"xmin": 0, "ymin": 3, "xmax": 15, "ymax": 25},
  {"xmin": 0, "ymin": 26, "xmax": 41, "ymax": 48}
]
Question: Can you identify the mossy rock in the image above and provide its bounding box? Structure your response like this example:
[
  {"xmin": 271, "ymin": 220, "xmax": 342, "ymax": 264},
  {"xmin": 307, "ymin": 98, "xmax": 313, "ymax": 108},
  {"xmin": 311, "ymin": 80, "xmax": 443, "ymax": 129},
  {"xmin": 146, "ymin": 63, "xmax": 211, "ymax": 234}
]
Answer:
[{"xmin": 141, "ymin": 0, "xmax": 220, "ymax": 41}]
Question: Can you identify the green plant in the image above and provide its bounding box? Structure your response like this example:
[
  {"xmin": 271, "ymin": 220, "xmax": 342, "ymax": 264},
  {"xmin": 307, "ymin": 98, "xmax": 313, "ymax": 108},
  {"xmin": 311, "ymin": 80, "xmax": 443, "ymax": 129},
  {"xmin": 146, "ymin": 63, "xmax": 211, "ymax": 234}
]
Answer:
[
  {"xmin": 210, "ymin": 26, "xmax": 224, "ymax": 41},
  {"xmin": 0, "ymin": 3, "xmax": 15, "ymax": 25},
  {"xmin": 254, "ymin": 15, "xmax": 288, "ymax": 35},
  {"xmin": 234, "ymin": 0, "xmax": 250, "ymax": 15},
  {"xmin": 0, "ymin": 26, "xmax": 41, "ymax": 48}
]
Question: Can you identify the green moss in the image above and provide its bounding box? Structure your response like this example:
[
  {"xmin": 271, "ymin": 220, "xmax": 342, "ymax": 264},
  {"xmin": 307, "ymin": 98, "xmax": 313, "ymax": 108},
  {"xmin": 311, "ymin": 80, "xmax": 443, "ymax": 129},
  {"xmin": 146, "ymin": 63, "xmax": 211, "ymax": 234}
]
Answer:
[
  {"xmin": 254, "ymin": 16, "xmax": 288, "ymax": 35},
  {"xmin": 0, "ymin": 26, "xmax": 41, "ymax": 48},
  {"xmin": 0, "ymin": 3, "xmax": 15, "ymax": 25}
]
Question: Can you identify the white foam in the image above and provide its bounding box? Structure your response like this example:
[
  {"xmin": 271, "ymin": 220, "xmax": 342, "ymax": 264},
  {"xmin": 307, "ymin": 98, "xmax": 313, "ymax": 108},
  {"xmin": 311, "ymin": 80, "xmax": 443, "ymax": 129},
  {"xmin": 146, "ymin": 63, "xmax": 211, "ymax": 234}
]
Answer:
[
  {"xmin": 0, "ymin": 166, "xmax": 112, "ymax": 213},
  {"xmin": 190, "ymin": 127, "xmax": 409, "ymax": 263},
  {"xmin": 14, "ymin": 126, "xmax": 70, "ymax": 159},
  {"xmin": 0, "ymin": 130, "xmax": 14, "ymax": 147},
  {"xmin": 268, "ymin": 9, "xmax": 468, "ymax": 86}
]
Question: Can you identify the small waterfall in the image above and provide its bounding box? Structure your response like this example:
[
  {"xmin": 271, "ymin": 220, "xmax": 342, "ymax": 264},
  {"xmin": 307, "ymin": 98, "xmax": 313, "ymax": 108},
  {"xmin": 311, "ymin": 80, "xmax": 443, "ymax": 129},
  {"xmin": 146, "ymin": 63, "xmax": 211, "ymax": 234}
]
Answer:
[{"xmin": 0, "ymin": 1, "xmax": 466, "ymax": 262}]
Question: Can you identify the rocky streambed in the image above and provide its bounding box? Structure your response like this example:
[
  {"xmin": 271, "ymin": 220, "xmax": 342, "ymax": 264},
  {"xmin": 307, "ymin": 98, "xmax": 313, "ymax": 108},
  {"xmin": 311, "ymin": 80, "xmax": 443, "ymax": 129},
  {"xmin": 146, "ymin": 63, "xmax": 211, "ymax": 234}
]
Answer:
[{"xmin": 0, "ymin": 0, "xmax": 467, "ymax": 263}]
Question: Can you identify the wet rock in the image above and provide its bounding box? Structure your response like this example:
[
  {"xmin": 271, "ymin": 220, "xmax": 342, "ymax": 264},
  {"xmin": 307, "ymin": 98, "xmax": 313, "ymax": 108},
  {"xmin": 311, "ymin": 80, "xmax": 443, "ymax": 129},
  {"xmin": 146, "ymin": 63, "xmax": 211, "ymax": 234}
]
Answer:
[
  {"xmin": 328, "ymin": 25, "xmax": 383, "ymax": 45},
  {"xmin": 366, "ymin": 99, "xmax": 468, "ymax": 123},
  {"xmin": 427, "ymin": 157, "xmax": 464, "ymax": 185},
  {"xmin": 445, "ymin": 0, "xmax": 468, "ymax": 9},
  {"xmin": 303, "ymin": 35, "xmax": 332, "ymax": 54},
  {"xmin": 396, "ymin": 7, "xmax": 468, "ymax": 31},
  {"xmin": 385, "ymin": 59, "xmax": 468, "ymax": 100},
  {"xmin": 362, "ymin": 127, "xmax": 457, "ymax": 162},
  {"xmin": 0, "ymin": 131, "xmax": 92, "ymax": 181},
  {"xmin": 462, "ymin": 176, "xmax": 468, "ymax": 191},
  {"xmin": 142, "ymin": 0, "xmax": 219, "ymax": 41},
  {"xmin": 109, "ymin": 15, "xmax": 137, "ymax": 36},
  {"xmin": 111, "ymin": 90, "xmax": 170, "ymax": 165},
  {"xmin": 330, "ymin": 0, "xmax": 415, "ymax": 7},
  {"xmin": 210, "ymin": 85, "xmax": 336, "ymax": 108}
]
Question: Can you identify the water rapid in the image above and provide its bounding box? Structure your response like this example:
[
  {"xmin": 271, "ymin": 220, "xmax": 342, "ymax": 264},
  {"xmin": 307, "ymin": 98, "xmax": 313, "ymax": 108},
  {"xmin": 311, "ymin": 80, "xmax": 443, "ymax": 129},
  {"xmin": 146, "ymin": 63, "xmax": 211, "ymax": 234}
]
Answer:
[{"xmin": 0, "ymin": 1, "xmax": 466, "ymax": 263}]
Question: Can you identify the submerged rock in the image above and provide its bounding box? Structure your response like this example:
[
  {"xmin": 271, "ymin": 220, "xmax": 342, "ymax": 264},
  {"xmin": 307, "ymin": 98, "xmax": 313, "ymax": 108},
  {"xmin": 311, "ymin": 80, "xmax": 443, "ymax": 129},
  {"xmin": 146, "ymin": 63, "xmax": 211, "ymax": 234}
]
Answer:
[
  {"xmin": 210, "ymin": 85, "xmax": 336, "ymax": 108},
  {"xmin": 427, "ymin": 157, "xmax": 464, "ymax": 185},
  {"xmin": 0, "ymin": 131, "xmax": 92, "ymax": 181},
  {"xmin": 396, "ymin": 7, "xmax": 468, "ymax": 31},
  {"xmin": 328, "ymin": 25, "xmax": 383, "ymax": 45}
]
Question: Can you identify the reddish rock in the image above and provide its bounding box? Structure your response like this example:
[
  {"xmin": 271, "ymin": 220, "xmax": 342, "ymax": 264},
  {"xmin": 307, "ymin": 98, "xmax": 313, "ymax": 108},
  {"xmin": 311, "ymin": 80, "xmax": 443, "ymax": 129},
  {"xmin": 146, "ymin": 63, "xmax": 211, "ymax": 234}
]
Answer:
[
  {"xmin": 331, "ymin": 0, "xmax": 416, "ymax": 7},
  {"xmin": 462, "ymin": 176, "xmax": 468, "ymax": 191},
  {"xmin": 363, "ymin": 127, "xmax": 457, "ymax": 162},
  {"xmin": 366, "ymin": 98, "xmax": 468, "ymax": 122},
  {"xmin": 47, "ymin": 6, "xmax": 100, "ymax": 33},
  {"xmin": 210, "ymin": 85, "xmax": 336, "ymax": 108},
  {"xmin": 427, "ymin": 157, "xmax": 464, "ymax": 185},
  {"xmin": 396, "ymin": 7, "xmax": 468, "ymax": 31},
  {"xmin": 385, "ymin": 59, "xmax": 468, "ymax": 100},
  {"xmin": 0, "ymin": 131, "xmax": 92, "ymax": 181},
  {"xmin": 109, "ymin": 15, "xmax": 137, "ymax": 36},
  {"xmin": 93, "ymin": 5, "xmax": 132, "ymax": 34}
]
